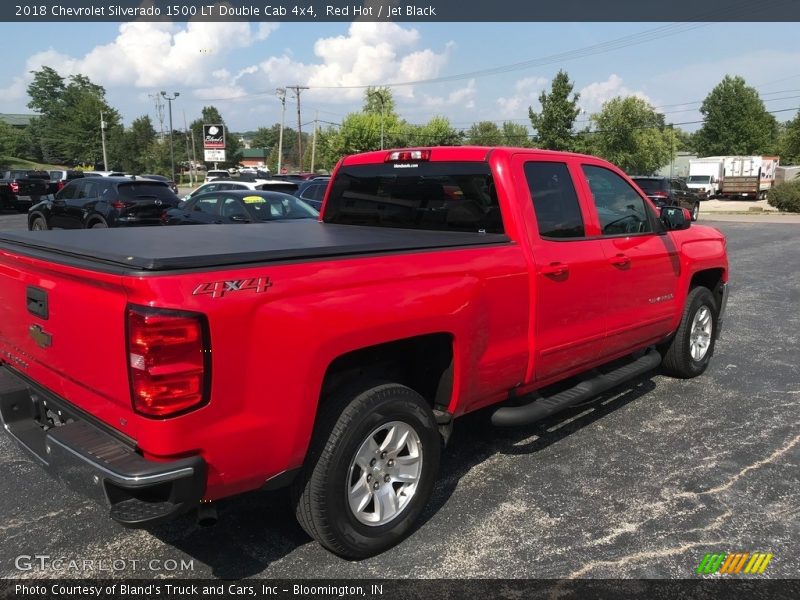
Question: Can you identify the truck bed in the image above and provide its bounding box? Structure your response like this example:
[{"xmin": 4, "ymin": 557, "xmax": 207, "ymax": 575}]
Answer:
[{"xmin": 0, "ymin": 221, "xmax": 510, "ymax": 273}]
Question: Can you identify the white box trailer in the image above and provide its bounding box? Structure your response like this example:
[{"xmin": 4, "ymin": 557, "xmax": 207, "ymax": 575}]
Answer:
[
  {"xmin": 719, "ymin": 156, "xmax": 779, "ymax": 199},
  {"xmin": 687, "ymin": 158, "xmax": 724, "ymax": 198}
]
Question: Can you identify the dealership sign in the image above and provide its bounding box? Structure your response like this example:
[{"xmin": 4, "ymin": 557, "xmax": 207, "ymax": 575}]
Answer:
[
  {"xmin": 203, "ymin": 124, "xmax": 225, "ymax": 149},
  {"xmin": 204, "ymin": 149, "xmax": 227, "ymax": 162}
]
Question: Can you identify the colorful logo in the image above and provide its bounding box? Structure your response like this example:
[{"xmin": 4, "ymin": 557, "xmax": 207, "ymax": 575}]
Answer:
[{"xmin": 696, "ymin": 552, "xmax": 773, "ymax": 575}]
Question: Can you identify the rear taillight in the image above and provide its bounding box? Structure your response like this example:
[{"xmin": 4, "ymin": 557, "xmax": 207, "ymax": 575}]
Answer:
[
  {"xmin": 126, "ymin": 305, "xmax": 210, "ymax": 418},
  {"xmin": 10, "ymin": 182, "xmax": 19, "ymax": 193},
  {"xmin": 112, "ymin": 200, "xmax": 135, "ymax": 210},
  {"xmin": 385, "ymin": 149, "xmax": 430, "ymax": 162},
  {"xmin": 57, "ymin": 181, "xmax": 65, "ymax": 191},
  {"xmin": 650, "ymin": 191, "xmax": 668, "ymax": 198}
]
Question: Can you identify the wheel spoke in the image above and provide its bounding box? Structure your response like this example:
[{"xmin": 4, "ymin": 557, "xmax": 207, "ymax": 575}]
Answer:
[
  {"xmin": 393, "ymin": 455, "xmax": 421, "ymax": 482},
  {"xmin": 376, "ymin": 488, "xmax": 399, "ymax": 522},
  {"xmin": 349, "ymin": 476, "xmax": 372, "ymax": 514}
]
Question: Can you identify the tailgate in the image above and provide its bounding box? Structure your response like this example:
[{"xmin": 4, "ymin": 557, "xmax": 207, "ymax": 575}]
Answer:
[
  {"xmin": 18, "ymin": 177, "xmax": 49, "ymax": 196},
  {"xmin": 0, "ymin": 248, "xmax": 138, "ymax": 438}
]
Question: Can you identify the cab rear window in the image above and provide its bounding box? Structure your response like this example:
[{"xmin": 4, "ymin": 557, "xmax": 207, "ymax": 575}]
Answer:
[{"xmin": 323, "ymin": 162, "xmax": 503, "ymax": 233}]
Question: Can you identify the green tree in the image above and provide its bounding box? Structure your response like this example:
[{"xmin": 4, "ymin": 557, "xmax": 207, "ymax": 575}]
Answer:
[
  {"xmin": 26, "ymin": 67, "xmax": 120, "ymax": 165},
  {"xmin": 407, "ymin": 116, "xmax": 463, "ymax": 146},
  {"xmin": 465, "ymin": 121, "xmax": 503, "ymax": 145},
  {"xmin": 778, "ymin": 113, "xmax": 800, "ymax": 164},
  {"xmin": 528, "ymin": 70, "xmax": 582, "ymax": 151},
  {"xmin": 364, "ymin": 87, "xmax": 396, "ymax": 116},
  {"xmin": 109, "ymin": 115, "xmax": 157, "ymax": 173},
  {"xmin": 0, "ymin": 121, "xmax": 24, "ymax": 161},
  {"xmin": 695, "ymin": 75, "xmax": 778, "ymax": 156},
  {"xmin": 502, "ymin": 121, "xmax": 531, "ymax": 146},
  {"xmin": 250, "ymin": 125, "xmax": 281, "ymax": 152},
  {"xmin": 591, "ymin": 96, "xmax": 674, "ymax": 174}
]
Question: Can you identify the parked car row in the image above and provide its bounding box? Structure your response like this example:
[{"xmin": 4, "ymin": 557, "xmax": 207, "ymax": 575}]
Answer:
[
  {"xmin": 25, "ymin": 175, "xmax": 320, "ymax": 231},
  {"xmin": 1, "ymin": 169, "xmax": 180, "ymax": 214}
]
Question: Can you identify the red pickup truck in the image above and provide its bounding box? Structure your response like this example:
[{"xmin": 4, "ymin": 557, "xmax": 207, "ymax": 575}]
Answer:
[{"xmin": 0, "ymin": 147, "xmax": 728, "ymax": 559}]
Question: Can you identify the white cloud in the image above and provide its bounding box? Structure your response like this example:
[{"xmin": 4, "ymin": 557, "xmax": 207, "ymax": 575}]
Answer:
[
  {"xmin": 579, "ymin": 74, "xmax": 653, "ymax": 114},
  {"xmin": 8, "ymin": 21, "xmax": 278, "ymax": 92},
  {"xmin": 420, "ymin": 79, "xmax": 477, "ymax": 109},
  {"xmin": 496, "ymin": 76, "xmax": 548, "ymax": 118},
  {"xmin": 251, "ymin": 22, "xmax": 452, "ymax": 103}
]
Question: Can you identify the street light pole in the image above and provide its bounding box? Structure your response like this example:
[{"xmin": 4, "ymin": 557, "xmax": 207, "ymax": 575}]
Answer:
[
  {"xmin": 276, "ymin": 88, "xmax": 286, "ymax": 174},
  {"xmin": 161, "ymin": 91, "xmax": 180, "ymax": 183},
  {"xmin": 100, "ymin": 111, "xmax": 109, "ymax": 170}
]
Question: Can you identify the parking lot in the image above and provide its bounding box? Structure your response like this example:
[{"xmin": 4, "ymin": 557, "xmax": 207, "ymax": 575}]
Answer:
[{"xmin": 0, "ymin": 213, "xmax": 797, "ymax": 579}]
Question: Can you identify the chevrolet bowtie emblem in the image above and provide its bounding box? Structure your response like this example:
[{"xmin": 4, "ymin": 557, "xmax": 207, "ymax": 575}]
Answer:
[{"xmin": 29, "ymin": 324, "xmax": 52, "ymax": 349}]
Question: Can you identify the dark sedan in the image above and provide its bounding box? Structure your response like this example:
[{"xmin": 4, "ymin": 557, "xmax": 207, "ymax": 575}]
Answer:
[
  {"xmin": 28, "ymin": 176, "xmax": 181, "ymax": 230},
  {"xmin": 161, "ymin": 189, "xmax": 319, "ymax": 226}
]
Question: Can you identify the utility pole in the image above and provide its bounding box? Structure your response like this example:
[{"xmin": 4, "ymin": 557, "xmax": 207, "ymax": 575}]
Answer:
[
  {"xmin": 288, "ymin": 85, "xmax": 309, "ymax": 171},
  {"xmin": 161, "ymin": 91, "xmax": 180, "ymax": 184},
  {"xmin": 311, "ymin": 110, "xmax": 318, "ymax": 173},
  {"xmin": 182, "ymin": 110, "xmax": 193, "ymax": 186},
  {"xmin": 100, "ymin": 111, "xmax": 109, "ymax": 170},
  {"xmin": 189, "ymin": 114, "xmax": 198, "ymax": 185},
  {"xmin": 276, "ymin": 88, "xmax": 286, "ymax": 174},
  {"xmin": 150, "ymin": 93, "xmax": 165, "ymax": 140}
]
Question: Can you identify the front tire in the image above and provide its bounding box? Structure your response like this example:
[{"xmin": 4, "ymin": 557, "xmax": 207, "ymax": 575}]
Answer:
[
  {"xmin": 89, "ymin": 218, "xmax": 108, "ymax": 229},
  {"xmin": 691, "ymin": 202, "xmax": 699, "ymax": 221},
  {"xmin": 29, "ymin": 216, "xmax": 48, "ymax": 231},
  {"xmin": 291, "ymin": 383, "xmax": 441, "ymax": 559},
  {"xmin": 661, "ymin": 286, "xmax": 718, "ymax": 378}
]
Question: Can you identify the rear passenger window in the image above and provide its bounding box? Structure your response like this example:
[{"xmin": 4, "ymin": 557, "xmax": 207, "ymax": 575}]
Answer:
[
  {"xmin": 583, "ymin": 165, "xmax": 653, "ymax": 236},
  {"xmin": 524, "ymin": 162, "xmax": 585, "ymax": 239}
]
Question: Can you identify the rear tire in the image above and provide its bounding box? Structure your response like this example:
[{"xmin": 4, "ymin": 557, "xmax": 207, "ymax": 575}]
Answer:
[
  {"xmin": 661, "ymin": 286, "xmax": 718, "ymax": 378},
  {"xmin": 89, "ymin": 219, "xmax": 108, "ymax": 229},
  {"xmin": 691, "ymin": 203, "xmax": 699, "ymax": 221},
  {"xmin": 291, "ymin": 382, "xmax": 440, "ymax": 559}
]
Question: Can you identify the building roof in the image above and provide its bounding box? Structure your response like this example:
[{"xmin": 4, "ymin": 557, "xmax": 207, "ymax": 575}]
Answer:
[{"xmin": 0, "ymin": 113, "xmax": 36, "ymax": 127}]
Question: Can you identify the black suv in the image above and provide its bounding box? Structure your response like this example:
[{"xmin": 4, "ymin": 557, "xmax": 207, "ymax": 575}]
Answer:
[
  {"xmin": 630, "ymin": 176, "xmax": 701, "ymax": 221},
  {"xmin": 28, "ymin": 176, "xmax": 181, "ymax": 230},
  {"xmin": 1, "ymin": 170, "xmax": 51, "ymax": 212}
]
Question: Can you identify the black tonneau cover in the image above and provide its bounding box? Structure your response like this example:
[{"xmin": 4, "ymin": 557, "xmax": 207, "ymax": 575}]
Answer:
[{"xmin": 0, "ymin": 221, "xmax": 510, "ymax": 273}]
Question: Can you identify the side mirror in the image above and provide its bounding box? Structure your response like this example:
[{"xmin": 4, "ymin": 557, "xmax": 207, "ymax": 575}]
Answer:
[{"xmin": 660, "ymin": 206, "xmax": 691, "ymax": 231}]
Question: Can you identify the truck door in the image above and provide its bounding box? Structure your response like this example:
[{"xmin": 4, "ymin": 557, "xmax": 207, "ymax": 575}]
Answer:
[
  {"xmin": 512, "ymin": 157, "xmax": 608, "ymax": 383},
  {"xmin": 578, "ymin": 163, "xmax": 679, "ymax": 355}
]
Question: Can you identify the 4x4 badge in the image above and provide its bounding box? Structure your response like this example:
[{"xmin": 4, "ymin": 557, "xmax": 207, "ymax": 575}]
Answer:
[{"xmin": 29, "ymin": 324, "xmax": 52, "ymax": 348}]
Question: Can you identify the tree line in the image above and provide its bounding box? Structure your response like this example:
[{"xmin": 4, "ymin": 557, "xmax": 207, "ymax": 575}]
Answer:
[{"xmin": 3, "ymin": 66, "xmax": 800, "ymax": 177}]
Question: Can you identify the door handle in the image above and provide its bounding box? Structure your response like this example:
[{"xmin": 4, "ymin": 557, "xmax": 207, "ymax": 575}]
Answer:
[
  {"xmin": 609, "ymin": 254, "xmax": 631, "ymax": 268},
  {"xmin": 540, "ymin": 262, "xmax": 569, "ymax": 276}
]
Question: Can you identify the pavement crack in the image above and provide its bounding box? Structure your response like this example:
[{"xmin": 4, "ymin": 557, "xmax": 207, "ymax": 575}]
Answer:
[
  {"xmin": 677, "ymin": 432, "xmax": 800, "ymax": 499},
  {"xmin": 565, "ymin": 542, "xmax": 709, "ymax": 579}
]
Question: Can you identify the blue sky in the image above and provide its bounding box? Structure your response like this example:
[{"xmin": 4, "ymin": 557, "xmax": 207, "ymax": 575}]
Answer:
[{"xmin": 2, "ymin": 21, "xmax": 800, "ymax": 134}]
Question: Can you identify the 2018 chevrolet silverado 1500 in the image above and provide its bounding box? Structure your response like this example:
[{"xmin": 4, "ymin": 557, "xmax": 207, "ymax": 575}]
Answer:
[{"xmin": 0, "ymin": 147, "xmax": 729, "ymax": 559}]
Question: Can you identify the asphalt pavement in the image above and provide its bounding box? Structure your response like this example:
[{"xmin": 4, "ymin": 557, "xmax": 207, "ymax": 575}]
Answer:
[{"xmin": 0, "ymin": 213, "xmax": 797, "ymax": 580}]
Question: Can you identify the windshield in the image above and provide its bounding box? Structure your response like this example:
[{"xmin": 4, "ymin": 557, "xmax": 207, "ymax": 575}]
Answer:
[
  {"xmin": 118, "ymin": 182, "xmax": 178, "ymax": 201},
  {"xmin": 245, "ymin": 194, "xmax": 319, "ymax": 220},
  {"xmin": 688, "ymin": 175, "xmax": 711, "ymax": 184},
  {"xmin": 324, "ymin": 161, "xmax": 503, "ymax": 233},
  {"xmin": 631, "ymin": 178, "xmax": 665, "ymax": 193}
]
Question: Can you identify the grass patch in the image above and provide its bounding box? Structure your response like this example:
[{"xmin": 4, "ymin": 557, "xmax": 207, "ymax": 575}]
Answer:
[{"xmin": 0, "ymin": 156, "xmax": 68, "ymax": 170}]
